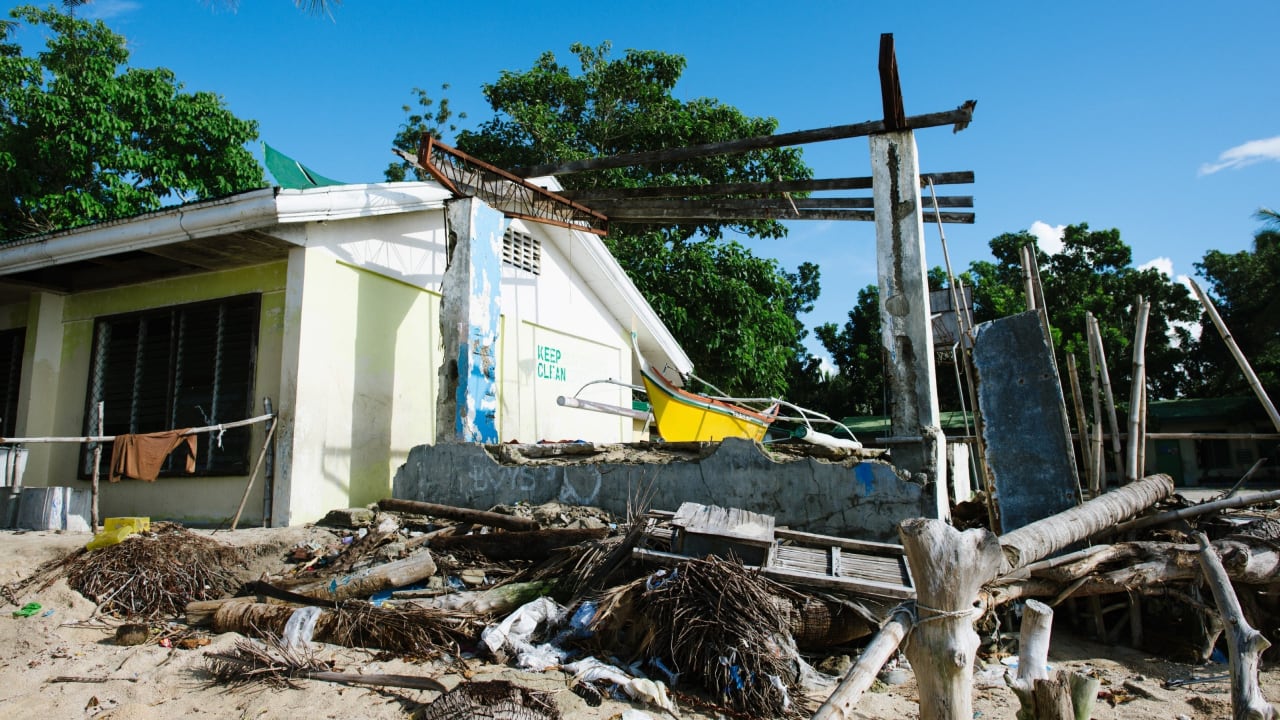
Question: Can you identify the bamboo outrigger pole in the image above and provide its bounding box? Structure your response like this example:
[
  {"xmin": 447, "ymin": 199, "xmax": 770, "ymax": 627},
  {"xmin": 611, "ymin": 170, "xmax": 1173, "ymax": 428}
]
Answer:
[{"xmin": 1189, "ymin": 278, "xmax": 1280, "ymax": 432}]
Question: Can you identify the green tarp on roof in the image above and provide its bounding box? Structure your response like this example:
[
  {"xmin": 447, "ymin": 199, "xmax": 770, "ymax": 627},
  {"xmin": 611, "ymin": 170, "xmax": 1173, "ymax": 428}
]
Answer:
[{"xmin": 264, "ymin": 143, "xmax": 346, "ymax": 189}]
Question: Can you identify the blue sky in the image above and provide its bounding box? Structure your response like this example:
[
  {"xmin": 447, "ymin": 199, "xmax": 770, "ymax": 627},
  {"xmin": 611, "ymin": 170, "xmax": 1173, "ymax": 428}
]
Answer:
[{"xmin": 6, "ymin": 1, "xmax": 1278, "ymax": 364}]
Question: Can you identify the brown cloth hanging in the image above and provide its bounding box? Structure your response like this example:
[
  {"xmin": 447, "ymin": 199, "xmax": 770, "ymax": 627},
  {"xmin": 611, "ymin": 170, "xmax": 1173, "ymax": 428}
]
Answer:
[{"xmin": 108, "ymin": 430, "xmax": 197, "ymax": 482}]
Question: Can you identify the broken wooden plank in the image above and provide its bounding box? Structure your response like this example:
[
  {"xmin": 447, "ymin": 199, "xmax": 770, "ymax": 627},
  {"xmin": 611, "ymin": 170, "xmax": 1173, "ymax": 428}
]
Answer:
[{"xmin": 428, "ymin": 527, "xmax": 607, "ymax": 561}]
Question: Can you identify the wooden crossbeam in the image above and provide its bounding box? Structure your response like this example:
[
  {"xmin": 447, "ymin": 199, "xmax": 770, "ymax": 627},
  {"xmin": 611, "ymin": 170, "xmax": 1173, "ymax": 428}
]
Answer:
[
  {"xmin": 557, "ymin": 171, "xmax": 974, "ymax": 201},
  {"xmin": 514, "ymin": 102, "xmax": 977, "ymax": 177},
  {"xmin": 587, "ymin": 197, "xmax": 972, "ymax": 213},
  {"xmin": 599, "ymin": 208, "xmax": 974, "ymax": 224}
]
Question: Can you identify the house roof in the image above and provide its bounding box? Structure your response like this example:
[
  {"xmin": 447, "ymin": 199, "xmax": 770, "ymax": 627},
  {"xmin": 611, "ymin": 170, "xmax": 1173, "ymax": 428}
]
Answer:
[{"xmin": 0, "ymin": 182, "xmax": 690, "ymax": 374}]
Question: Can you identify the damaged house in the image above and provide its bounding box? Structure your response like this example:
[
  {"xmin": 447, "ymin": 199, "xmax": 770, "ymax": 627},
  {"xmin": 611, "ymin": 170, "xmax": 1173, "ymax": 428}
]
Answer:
[{"xmin": 0, "ymin": 178, "xmax": 691, "ymax": 527}]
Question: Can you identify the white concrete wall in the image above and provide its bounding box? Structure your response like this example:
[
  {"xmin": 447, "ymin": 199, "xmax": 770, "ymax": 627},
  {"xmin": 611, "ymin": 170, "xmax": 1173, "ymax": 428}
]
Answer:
[{"xmin": 498, "ymin": 221, "xmax": 631, "ymax": 443}]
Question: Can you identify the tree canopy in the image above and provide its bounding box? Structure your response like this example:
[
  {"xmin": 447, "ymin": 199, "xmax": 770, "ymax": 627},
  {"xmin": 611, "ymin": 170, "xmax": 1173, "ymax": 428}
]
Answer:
[
  {"xmin": 392, "ymin": 43, "xmax": 818, "ymax": 397},
  {"xmin": 1187, "ymin": 213, "xmax": 1280, "ymax": 400},
  {"xmin": 0, "ymin": 6, "xmax": 263, "ymax": 237}
]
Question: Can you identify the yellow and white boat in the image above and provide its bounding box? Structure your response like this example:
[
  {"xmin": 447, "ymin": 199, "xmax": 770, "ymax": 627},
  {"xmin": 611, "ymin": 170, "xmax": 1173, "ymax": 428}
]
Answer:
[{"xmin": 633, "ymin": 336, "xmax": 778, "ymax": 442}]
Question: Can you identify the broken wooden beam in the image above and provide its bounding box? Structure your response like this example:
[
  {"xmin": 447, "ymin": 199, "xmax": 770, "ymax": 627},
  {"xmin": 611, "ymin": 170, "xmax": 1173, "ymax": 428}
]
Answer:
[
  {"xmin": 377, "ymin": 498, "xmax": 539, "ymax": 532},
  {"xmin": 1110, "ymin": 487, "xmax": 1280, "ymax": 535},
  {"xmin": 811, "ymin": 610, "xmax": 912, "ymax": 720}
]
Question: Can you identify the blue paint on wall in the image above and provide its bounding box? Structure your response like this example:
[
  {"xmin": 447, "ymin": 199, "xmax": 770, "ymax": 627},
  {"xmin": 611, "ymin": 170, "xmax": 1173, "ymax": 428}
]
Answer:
[
  {"xmin": 454, "ymin": 201, "xmax": 505, "ymax": 443},
  {"xmin": 854, "ymin": 463, "xmax": 877, "ymax": 495}
]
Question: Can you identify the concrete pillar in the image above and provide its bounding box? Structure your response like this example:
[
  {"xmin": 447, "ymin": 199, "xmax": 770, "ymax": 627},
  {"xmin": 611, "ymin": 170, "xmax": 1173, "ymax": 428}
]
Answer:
[
  {"xmin": 18, "ymin": 291, "xmax": 65, "ymax": 485},
  {"xmin": 436, "ymin": 198, "xmax": 505, "ymax": 444},
  {"xmin": 871, "ymin": 130, "xmax": 948, "ymax": 519}
]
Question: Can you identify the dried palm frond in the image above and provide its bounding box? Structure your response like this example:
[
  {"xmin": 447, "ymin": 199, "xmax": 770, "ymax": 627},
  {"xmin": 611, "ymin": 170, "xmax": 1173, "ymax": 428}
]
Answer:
[
  {"xmin": 635, "ymin": 556, "xmax": 809, "ymax": 718},
  {"xmin": 418, "ymin": 680, "xmax": 560, "ymax": 720},
  {"xmin": 206, "ymin": 635, "xmax": 447, "ymax": 693}
]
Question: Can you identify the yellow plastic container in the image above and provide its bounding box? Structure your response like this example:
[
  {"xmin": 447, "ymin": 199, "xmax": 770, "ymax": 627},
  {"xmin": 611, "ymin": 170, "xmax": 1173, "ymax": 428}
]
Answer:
[
  {"xmin": 86, "ymin": 517, "xmax": 150, "ymax": 550},
  {"xmin": 85, "ymin": 526, "xmax": 134, "ymax": 551},
  {"xmin": 103, "ymin": 517, "xmax": 150, "ymax": 534}
]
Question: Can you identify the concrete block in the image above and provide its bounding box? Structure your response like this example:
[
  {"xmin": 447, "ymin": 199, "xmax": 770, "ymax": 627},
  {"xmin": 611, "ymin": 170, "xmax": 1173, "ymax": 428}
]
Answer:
[{"xmin": 973, "ymin": 311, "xmax": 1081, "ymax": 532}]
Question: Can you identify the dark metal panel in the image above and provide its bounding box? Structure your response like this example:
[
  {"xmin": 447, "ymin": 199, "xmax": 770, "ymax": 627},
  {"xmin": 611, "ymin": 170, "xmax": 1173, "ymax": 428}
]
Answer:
[{"xmin": 973, "ymin": 311, "xmax": 1081, "ymax": 533}]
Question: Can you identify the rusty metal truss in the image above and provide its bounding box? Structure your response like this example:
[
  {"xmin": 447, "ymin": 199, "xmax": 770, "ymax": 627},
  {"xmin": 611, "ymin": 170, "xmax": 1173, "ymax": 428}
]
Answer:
[{"xmin": 405, "ymin": 137, "xmax": 609, "ymax": 236}]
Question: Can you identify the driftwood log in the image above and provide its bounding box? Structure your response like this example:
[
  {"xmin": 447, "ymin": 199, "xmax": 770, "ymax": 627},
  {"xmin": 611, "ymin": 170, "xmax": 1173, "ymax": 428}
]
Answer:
[
  {"xmin": 377, "ymin": 498, "xmax": 539, "ymax": 532},
  {"xmin": 289, "ymin": 551, "xmax": 437, "ymax": 602},
  {"xmin": 812, "ymin": 475, "xmax": 1173, "ymax": 720},
  {"xmin": 1197, "ymin": 532, "xmax": 1278, "ymax": 720},
  {"xmin": 901, "ymin": 519, "xmax": 1004, "ymax": 720},
  {"xmin": 427, "ymin": 528, "xmax": 608, "ymax": 561}
]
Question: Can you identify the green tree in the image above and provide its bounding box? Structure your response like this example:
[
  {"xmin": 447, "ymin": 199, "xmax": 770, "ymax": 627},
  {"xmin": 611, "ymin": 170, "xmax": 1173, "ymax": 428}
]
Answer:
[
  {"xmin": 393, "ymin": 43, "xmax": 818, "ymax": 397},
  {"xmin": 968, "ymin": 224, "xmax": 1199, "ymax": 398},
  {"xmin": 815, "ymin": 284, "xmax": 885, "ymax": 417},
  {"xmin": 1188, "ymin": 214, "xmax": 1280, "ymax": 399},
  {"xmin": 385, "ymin": 84, "xmax": 465, "ymax": 182},
  {"xmin": 0, "ymin": 6, "xmax": 263, "ymax": 237}
]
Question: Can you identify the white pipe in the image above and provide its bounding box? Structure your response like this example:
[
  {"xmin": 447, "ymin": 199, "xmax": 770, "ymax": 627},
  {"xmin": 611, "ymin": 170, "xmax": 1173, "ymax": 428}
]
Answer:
[{"xmin": 557, "ymin": 396, "xmax": 649, "ymax": 421}]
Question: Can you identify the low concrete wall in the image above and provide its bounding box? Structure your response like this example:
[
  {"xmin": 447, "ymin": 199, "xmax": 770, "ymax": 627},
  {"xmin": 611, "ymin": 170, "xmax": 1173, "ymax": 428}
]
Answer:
[{"xmin": 392, "ymin": 438, "xmax": 935, "ymax": 542}]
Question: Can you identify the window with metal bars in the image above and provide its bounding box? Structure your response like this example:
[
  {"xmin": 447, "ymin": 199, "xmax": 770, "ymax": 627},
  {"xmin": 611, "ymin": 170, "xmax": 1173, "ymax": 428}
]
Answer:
[
  {"xmin": 82, "ymin": 295, "xmax": 260, "ymax": 478},
  {"xmin": 502, "ymin": 227, "xmax": 541, "ymax": 275},
  {"xmin": 0, "ymin": 328, "xmax": 24, "ymax": 435}
]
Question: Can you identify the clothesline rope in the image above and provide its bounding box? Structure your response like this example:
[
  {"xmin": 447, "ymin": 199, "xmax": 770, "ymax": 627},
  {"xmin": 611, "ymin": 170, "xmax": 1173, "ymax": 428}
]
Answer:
[{"xmin": 0, "ymin": 412, "xmax": 276, "ymax": 445}]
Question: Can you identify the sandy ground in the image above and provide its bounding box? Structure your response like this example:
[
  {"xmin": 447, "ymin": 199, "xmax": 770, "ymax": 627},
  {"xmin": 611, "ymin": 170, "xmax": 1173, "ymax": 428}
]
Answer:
[{"xmin": 0, "ymin": 527, "xmax": 1276, "ymax": 719}]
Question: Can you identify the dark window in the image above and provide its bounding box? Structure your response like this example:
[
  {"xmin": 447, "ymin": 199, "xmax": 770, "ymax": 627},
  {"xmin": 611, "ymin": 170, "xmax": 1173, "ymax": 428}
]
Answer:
[
  {"xmin": 83, "ymin": 295, "xmax": 260, "ymax": 477},
  {"xmin": 0, "ymin": 328, "xmax": 24, "ymax": 434}
]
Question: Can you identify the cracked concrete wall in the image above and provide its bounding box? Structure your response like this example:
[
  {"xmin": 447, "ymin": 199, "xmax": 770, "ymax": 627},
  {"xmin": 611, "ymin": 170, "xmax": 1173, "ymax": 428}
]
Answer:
[{"xmin": 392, "ymin": 438, "xmax": 936, "ymax": 542}]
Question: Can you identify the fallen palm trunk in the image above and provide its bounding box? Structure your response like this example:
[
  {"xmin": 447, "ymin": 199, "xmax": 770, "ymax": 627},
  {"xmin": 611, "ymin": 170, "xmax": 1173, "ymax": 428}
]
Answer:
[
  {"xmin": 999, "ymin": 473, "xmax": 1173, "ymax": 571},
  {"xmin": 378, "ymin": 498, "xmax": 539, "ymax": 532},
  {"xmin": 1196, "ymin": 532, "xmax": 1278, "ymax": 720},
  {"xmin": 986, "ymin": 538, "xmax": 1280, "ymax": 607},
  {"xmin": 1110, "ymin": 488, "xmax": 1280, "ymax": 536},
  {"xmin": 427, "ymin": 527, "xmax": 608, "ymax": 561}
]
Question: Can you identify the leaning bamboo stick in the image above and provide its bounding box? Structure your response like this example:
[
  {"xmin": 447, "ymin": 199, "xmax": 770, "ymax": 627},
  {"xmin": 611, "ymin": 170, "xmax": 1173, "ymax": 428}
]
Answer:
[
  {"xmin": 1110, "ymin": 487, "xmax": 1280, "ymax": 535},
  {"xmin": 1066, "ymin": 355, "xmax": 1094, "ymax": 493},
  {"xmin": 1088, "ymin": 313, "xmax": 1125, "ymax": 485},
  {"xmin": 811, "ymin": 611, "xmax": 912, "ymax": 720},
  {"xmin": 1189, "ymin": 278, "xmax": 1280, "ymax": 432},
  {"xmin": 229, "ymin": 416, "xmax": 278, "ymax": 531},
  {"xmin": 91, "ymin": 401, "xmax": 103, "ymax": 531}
]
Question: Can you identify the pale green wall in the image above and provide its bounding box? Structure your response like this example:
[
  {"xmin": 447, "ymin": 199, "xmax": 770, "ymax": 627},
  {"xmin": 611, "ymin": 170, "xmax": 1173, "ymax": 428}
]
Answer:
[
  {"xmin": 24, "ymin": 263, "xmax": 290, "ymax": 525},
  {"xmin": 277, "ymin": 250, "xmax": 440, "ymax": 525}
]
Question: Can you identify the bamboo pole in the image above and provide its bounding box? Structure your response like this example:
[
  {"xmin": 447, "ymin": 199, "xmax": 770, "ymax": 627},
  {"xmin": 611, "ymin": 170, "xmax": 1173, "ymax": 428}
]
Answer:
[
  {"xmin": 1065, "ymin": 355, "xmax": 1094, "ymax": 492},
  {"xmin": 1088, "ymin": 313, "xmax": 1125, "ymax": 486},
  {"xmin": 811, "ymin": 612, "xmax": 911, "ymax": 720},
  {"xmin": 0, "ymin": 412, "xmax": 276, "ymax": 444},
  {"xmin": 228, "ymin": 415, "xmax": 277, "ymax": 531},
  {"xmin": 1021, "ymin": 246, "xmax": 1037, "ymax": 311},
  {"xmin": 1126, "ymin": 300, "xmax": 1150, "ymax": 483},
  {"xmin": 1190, "ymin": 278, "xmax": 1280, "ymax": 432},
  {"xmin": 1137, "ymin": 369, "xmax": 1148, "ymax": 477},
  {"xmin": 1084, "ymin": 315, "xmax": 1107, "ymax": 492},
  {"xmin": 90, "ymin": 401, "xmax": 103, "ymax": 531}
]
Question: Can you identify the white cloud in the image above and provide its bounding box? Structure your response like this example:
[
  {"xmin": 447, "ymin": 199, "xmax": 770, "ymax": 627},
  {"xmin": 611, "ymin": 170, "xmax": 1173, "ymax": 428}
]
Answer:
[
  {"xmin": 1029, "ymin": 221, "xmax": 1065, "ymax": 255},
  {"xmin": 1137, "ymin": 256, "xmax": 1174, "ymax": 277},
  {"xmin": 82, "ymin": 1, "xmax": 142, "ymax": 20},
  {"xmin": 1199, "ymin": 136, "xmax": 1280, "ymax": 175}
]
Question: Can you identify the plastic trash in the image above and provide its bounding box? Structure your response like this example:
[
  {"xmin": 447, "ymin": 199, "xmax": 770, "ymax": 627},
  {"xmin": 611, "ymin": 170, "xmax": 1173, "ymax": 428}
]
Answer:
[
  {"xmin": 563, "ymin": 657, "xmax": 678, "ymax": 714},
  {"xmin": 282, "ymin": 606, "xmax": 322, "ymax": 649},
  {"xmin": 11, "ymin": 602, "xmax": 40, "ymax": 618},
  {"xmin": 480, "ymin": 597, "xmax": 567, "ymax": 671},
  {"xmin": 85, "ymin": 526, "xmax": 136, "ymax": 551}
]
